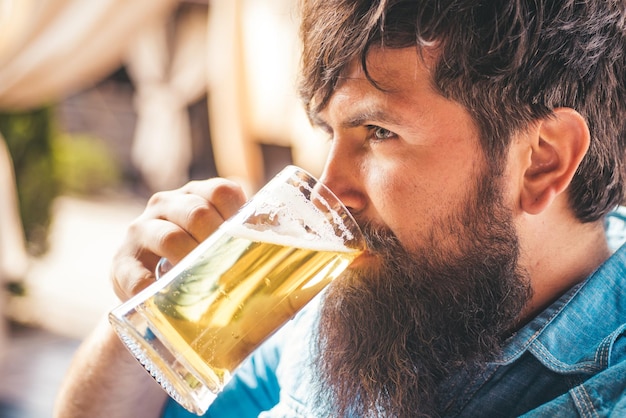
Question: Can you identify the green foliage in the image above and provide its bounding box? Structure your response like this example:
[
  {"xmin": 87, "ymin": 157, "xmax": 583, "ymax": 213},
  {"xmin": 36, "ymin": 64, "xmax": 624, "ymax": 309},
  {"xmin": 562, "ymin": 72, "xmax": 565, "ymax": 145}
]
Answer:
[
  {"xmin": 0, "ymin": 107, "xmax": 58, "ymax": 255},
  {"xmin": 0, "ymin": 107, "xmax": 123, "ymax": 255},
  {"xmin": 51, "ymin": 133, "xmax": 121, "ymax": 196}
]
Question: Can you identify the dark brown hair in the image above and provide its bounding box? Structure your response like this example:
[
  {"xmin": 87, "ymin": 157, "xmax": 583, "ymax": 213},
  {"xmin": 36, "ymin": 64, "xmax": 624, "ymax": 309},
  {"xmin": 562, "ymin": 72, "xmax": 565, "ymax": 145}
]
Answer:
[{"xmin": 299, "ymin": 0, "xmax": 626, "ymax": 222}]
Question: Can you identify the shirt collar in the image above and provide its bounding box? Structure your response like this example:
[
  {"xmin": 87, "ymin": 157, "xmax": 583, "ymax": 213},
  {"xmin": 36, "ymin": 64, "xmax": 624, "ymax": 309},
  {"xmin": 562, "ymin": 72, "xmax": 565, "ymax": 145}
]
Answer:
[{"xmin": 495, "ymin": 243, "xmax": 626, "ymax": 370}]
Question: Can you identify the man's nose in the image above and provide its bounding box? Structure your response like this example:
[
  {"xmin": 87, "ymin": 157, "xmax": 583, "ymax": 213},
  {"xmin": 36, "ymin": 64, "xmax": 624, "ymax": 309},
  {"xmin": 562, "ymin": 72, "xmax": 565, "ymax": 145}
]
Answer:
[{"xmin": 319, "ymin": 147, "xmax": 367, "ymax": 216}]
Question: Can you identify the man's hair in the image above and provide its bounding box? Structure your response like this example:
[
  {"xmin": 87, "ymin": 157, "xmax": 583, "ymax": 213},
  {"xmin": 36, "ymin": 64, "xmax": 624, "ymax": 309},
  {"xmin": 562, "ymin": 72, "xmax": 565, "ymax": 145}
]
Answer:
[{"xmin": 298, "ymin": 0, "xmax": 626, "ymax": 222}]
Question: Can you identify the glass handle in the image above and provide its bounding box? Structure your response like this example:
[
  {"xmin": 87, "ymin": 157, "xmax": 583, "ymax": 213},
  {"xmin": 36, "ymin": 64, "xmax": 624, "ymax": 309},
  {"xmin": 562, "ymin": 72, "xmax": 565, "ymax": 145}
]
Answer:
[{"xmin": 155, "ymin": 257, "xmax": 173, "ymax": 280}]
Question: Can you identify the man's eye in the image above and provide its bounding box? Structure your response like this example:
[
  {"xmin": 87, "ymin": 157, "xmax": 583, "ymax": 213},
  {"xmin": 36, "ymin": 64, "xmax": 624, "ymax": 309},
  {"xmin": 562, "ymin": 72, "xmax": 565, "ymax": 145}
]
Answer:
[{"xmin": 367, "ymin": 126, "xmax": 396, "ymax": 140}]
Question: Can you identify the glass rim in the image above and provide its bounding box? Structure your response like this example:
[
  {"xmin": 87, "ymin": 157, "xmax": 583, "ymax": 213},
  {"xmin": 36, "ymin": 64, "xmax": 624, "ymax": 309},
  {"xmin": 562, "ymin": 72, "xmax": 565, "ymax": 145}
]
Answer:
[{"xmin": 275, "ymin": 164, "xmax": 365, "ymax": 247}]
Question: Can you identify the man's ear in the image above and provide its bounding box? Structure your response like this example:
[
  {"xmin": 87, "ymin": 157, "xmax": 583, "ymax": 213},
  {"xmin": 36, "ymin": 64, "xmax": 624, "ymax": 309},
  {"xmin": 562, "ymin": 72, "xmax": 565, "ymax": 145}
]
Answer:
[{"xmin": 521, "ymin": 108, "xmax": 590, "ymax": 215}]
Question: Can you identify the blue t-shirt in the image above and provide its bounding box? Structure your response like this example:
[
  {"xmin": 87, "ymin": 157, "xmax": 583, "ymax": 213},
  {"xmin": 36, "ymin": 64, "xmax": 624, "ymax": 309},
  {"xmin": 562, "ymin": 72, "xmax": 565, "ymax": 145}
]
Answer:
[{"xmin": 164, "ymin": 222, "xmax": 626, "ymax": 417}]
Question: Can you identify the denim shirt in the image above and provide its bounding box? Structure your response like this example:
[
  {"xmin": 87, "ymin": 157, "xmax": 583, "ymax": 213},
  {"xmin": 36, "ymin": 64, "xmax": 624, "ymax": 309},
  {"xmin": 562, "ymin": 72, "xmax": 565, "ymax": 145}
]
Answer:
[
  {"xmin": 438, "ymin": 243, "xmax": 626, "ymax": 417},
  {"xmin": 163, "ymin": 242, "xmax": 626, "ymax": 418}
]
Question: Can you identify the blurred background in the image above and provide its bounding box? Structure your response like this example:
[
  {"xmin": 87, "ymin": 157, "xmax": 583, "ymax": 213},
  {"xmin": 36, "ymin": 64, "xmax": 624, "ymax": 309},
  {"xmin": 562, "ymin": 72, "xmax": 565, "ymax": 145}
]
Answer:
[{"xmin": 0, "ymin": 0, "xmax": 328, "ymax": 416}]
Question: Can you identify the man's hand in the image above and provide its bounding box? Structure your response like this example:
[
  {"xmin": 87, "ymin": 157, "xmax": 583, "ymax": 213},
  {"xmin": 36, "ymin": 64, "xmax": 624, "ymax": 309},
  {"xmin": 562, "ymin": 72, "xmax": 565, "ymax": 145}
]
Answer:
[
  {"xmin": 54, "ymin": 177, "xmax": 246, "ymax": 418},
  {"xmin": 111, "ymin": 178, "xmax": 247, "ymax": 301}
]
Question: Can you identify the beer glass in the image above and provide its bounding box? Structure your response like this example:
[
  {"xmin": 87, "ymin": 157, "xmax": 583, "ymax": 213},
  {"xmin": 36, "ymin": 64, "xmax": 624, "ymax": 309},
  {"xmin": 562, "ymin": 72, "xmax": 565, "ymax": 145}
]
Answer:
[{"xmin": 109, "ymin": 165, "xmax": 365, "ymax": 415}]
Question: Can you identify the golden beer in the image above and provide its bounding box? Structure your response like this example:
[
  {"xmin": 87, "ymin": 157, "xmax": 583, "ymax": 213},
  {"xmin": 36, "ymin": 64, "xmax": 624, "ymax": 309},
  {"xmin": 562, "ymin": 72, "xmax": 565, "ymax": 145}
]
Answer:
[{"xmin": 137, "ymin": 224, "xmax": 362, "ymax": 394}]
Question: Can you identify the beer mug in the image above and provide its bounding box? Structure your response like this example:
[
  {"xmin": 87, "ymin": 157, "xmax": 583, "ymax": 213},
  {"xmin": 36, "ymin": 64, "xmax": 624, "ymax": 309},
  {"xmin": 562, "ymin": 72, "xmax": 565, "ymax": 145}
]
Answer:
[{"xmin": 108, "ymin": 165, "xmax": 366, "ymax": 415}]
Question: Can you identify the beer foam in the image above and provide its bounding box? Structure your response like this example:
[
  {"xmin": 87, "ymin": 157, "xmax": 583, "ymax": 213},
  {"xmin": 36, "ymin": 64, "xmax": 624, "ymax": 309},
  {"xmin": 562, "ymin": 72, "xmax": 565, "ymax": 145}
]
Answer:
[
  {"xmin": 225, "ymin": 222, "xmax": 354, "ymax": 253},
  {"xmin": 224, "ymin": 177, "xmax": 357, "ymax": 252},
  {"xmin": 261, "ymin": 179, "xmax": 355, "ymax": 239}
]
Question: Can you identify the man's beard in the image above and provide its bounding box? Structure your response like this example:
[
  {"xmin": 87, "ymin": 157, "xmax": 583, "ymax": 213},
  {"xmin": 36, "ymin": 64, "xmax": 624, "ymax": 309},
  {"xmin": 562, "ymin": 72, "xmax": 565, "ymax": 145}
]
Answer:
[{"xmin": 312, "ymin": 169, "xmax": 532, "ymax": 417}]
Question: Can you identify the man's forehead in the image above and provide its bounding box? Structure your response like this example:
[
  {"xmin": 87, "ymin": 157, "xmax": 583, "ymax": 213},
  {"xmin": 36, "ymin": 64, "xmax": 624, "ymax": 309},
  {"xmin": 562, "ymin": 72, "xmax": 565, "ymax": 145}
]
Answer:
[{"xmin": 309, "ymin": 47, "xmax": 438, "ymax": 124}]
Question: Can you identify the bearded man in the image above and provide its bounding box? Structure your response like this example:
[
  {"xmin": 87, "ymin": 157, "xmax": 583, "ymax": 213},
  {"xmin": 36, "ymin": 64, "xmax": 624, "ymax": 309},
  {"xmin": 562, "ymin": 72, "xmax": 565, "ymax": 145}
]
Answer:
[{"xmin": 56, "ymin": 0, "xmax": 626, "ymax": 417}]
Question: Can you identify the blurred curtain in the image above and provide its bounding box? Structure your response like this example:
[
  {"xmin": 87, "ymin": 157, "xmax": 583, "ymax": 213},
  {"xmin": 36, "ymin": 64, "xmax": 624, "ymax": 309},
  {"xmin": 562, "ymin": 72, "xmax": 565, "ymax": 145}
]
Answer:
[
  {"xmin": 0, "ymin": 0, "xmax": 179, "ymax": 109},
  {"xmin": 0, "ymin": 135, "xmax": 28, "ymax": 282},
  {"xmin": 239, "ymin": 0, "xmax": 327, "ymax": 177},
  {"xmin": 0, "ymin": 135, "xmax": 24, "ymax": 358},
  {"xmin": 0, "ymin": 0, "xmax": 178, "ymax": 295},
  {"xmin": 207, "ymin": 0, "xmax": 326, "ymax": 192},
  {"xmin": 125, "ymin": 4, "xmax": 209, "ymax": 191}
]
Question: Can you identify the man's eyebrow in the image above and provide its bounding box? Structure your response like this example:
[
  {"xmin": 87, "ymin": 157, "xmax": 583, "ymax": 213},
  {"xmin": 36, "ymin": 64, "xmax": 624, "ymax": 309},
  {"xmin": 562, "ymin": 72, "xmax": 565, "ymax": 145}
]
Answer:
[
  {"xmin": 341, "ymin": 109, "xmax": 404, "ymax": 128},
  {"xmin": 309, "ymin": 108, "xmax": 404, "ymax": 131}
]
